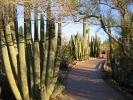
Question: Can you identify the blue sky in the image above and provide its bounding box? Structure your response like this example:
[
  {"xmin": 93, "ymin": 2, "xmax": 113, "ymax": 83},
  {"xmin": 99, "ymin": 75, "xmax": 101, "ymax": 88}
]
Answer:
[
  {"xmin": 62, "ymin": 23, "xmax": 108, "ymax": 42},
  {"xmin": 17, "ymin": 2, "xmax": 133, "ymax": 43},
  {"xmin": 63, "ymin": 1, "xmax": 133, "ymax": 42},
  {"xmin": 17, "ymin": 4, "xmax": 108, "ymax": 43}
]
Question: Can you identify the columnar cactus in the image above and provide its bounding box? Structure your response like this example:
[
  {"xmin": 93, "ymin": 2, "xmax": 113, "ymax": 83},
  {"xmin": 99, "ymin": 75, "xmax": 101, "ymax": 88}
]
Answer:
[
  {"xmin": 90, "ymin": 35, "xmax": 101, "ymax": 57},
  {"xmin": 0, "ymin": 1, "xmax": 22, "ymax": 99},
  {"xmin": 83, "ymin": 18, "xmax": 90, "ymax": 59},
  {"xmin": 69, "ymin": 32, "xmax": 90, "ymax": 61},
  {"xmin": 24, "ymin": 1, "xmax": 34, "ymax": 98},
  {"xmin": 0, "ymin": 0, "xmax": 63, "ymax": 100},
  {"xmin": 18, "ymin": 26, "xmax": 30, "ymax": 100},
  {"xmin": 69, "ymin": 18, "xmax": 90, "ymax": 61}
]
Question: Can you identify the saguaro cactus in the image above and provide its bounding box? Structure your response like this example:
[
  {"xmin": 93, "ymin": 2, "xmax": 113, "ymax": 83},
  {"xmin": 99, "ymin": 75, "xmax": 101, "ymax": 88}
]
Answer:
[{"xmin": 83, "ymin": 18, "xmax": 90, "ymax": 59}]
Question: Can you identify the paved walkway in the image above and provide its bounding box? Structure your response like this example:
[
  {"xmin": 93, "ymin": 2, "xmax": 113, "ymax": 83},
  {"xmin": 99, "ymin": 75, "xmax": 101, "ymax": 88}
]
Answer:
[{"xmin": 60, "ymin": 59, "xmax": 125, "ymax": 100}]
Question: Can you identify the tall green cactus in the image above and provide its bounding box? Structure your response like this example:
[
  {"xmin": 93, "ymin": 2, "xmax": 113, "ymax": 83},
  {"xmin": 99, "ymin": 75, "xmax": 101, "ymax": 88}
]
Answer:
[
  {"xmin": 0, "ymin": 0, "xmax": 63, "ymax": 99},
  {"xmin": 24, "ymin": 0, "xmax": 34, "ymax": 97},
  {"xmin": 18, "ymin": 26, "xmax": 30, "ymax": 100},
  {"xmin": 83, "ymin": 18, "xmax": 90, "ymax": 59},
  {"xmin": 69, "ymin": 35, "xmax": 75, "ymax": 59},
  {"xmin": 33, "ymin": 4, "xmax": 41, "ymax": 99},
  {"xmin": 45, "ymin": 3, "xmax": 57, "ymax": 99},
  {"xmin": 69, "ymin": 32, "xmax": 90, "ymax": 61},
  {"xmin": 95, "ymin": 35, "xmax": 101, "ymax": 57},
  {"xmin": 4, "ymin": 0, "xmax": 18, "ymax": 78},
  {"xmin": 54, "ymin": 17, "xmax": 62, "ymax": 77},
  {"xmin": 69, "ymin": 18, "xmax": 90, "ymax": 61},
  {"xmin": 40, "ymin": 13, "xmax": 45, "ymax": 72},
  {"xmin": 0, "ymin": 1, "xmax": 22, "ymax": 99},
  {"xmin": 90, "ymin": 35, "xmax": 101, "ymax": 57},
  {"xmin": 1, "ymin": 30, "xmax": 22, "ymax": 100}
]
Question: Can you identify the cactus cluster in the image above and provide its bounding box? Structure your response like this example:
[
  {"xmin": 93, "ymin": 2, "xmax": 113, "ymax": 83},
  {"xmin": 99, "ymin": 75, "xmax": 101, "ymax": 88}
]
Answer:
[
  {"xmin": 69, "ymin": 18, "xmax": 90, "ymax": 61},
  {"xmin": 90, "ymin": 35, "xmax": 101, "ymax": 57},
  {"xmin": 0, "ymin": 0, "xmax": 63, "ymax": 100}
]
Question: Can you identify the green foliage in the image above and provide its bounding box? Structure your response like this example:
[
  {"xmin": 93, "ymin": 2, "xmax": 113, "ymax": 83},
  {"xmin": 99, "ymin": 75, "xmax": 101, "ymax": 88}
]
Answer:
[
  {"xmin": 112, "ymin": 57, "xmax": 133, "ymax": 90},
  {"xmin": 69, "ymin": 18, "xmax": 90, "ymax": 61},
  {"xmin": 60, "ymin": 40, "xmax": 73, "ymax": 71},
  {"xmin": 100, "ymin": 40, "xmax": 110, "ymax": 51},
  {"xmin": 69, "ymin": 33, "xmax": 90, "ymax": 61},
  {"xmin": 107, "ymin": 1, "xmax": 133, "ymax": 90},
  {"xmin": 90, "ymin": 35, "xmax": 101, "ymax": 57}
]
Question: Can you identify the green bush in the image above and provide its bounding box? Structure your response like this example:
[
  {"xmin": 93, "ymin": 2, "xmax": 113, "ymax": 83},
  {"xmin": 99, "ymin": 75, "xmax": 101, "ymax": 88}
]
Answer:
[
  {"xmin": 112, "ymin": 57, "xmax": 133, "ymax": 89},
  {"xmin": 60, "ymin": 43, "xmax": 73, "ymax": 70}
]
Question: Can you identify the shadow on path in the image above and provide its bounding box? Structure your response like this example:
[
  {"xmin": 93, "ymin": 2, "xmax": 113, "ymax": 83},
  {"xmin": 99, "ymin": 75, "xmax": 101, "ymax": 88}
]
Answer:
[{"xmin": 61, "ymin": 59, "xmax": 125, "ymax": 100}]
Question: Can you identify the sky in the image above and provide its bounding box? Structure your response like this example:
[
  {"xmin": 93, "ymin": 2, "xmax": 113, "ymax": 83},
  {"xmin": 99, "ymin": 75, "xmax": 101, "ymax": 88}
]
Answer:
[
  {"xmin": 17, "ymin": 1, "xmax": 133, "ymax": 43},
  {"xmin": 62, "ymin": 23, "xmax": 108, "ymax": 42},
  {"xmin": 17, "ymin": 4, "xmax": 109, "ymax": 43}
]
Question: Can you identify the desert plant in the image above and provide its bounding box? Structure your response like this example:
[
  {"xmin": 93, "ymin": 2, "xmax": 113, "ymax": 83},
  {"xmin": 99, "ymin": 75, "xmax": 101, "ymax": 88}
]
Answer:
[
  {"xmin": 69, "ymin": 33, "xmax": 90, "ymax": 61},
  {"xmin": 69, "ymin": 18, "xmax": 90, "ymax": 61},
  {"xmin": 0, "ymin": 0, "xmax": 63, "ymax": 100},
  {"xmin": 90, "ymin": 35, "xmax": 101, "ymax": 57}
]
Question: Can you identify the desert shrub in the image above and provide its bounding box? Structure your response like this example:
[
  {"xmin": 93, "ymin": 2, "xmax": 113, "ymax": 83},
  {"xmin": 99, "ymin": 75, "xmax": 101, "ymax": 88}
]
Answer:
[
  {"xmin": 60, "ymin": 42, "xmax": 73, "ymax": 71},
  {"xmin": 112, "ymin": 56, "xmax": 133, "ymax": 89}
]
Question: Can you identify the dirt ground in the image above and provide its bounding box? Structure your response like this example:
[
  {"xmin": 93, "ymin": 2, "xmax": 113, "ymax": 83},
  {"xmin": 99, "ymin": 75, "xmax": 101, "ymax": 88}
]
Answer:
[{"xmin": 59, "ymin": 59, "xmax": 126, "ymax": 100}]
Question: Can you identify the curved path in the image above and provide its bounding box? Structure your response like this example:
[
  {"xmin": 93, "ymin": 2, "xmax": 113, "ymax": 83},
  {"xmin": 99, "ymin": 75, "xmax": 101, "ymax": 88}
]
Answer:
[{"xmin": 60, "ymin": 59, "xmax": 125, "ymax": 100}]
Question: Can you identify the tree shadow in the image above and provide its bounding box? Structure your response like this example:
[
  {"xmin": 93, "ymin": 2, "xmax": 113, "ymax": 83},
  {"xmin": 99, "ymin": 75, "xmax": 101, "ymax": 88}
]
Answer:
[{"xmin": 64, "ymin": 61, "xmax": 126, "ymax": 100}]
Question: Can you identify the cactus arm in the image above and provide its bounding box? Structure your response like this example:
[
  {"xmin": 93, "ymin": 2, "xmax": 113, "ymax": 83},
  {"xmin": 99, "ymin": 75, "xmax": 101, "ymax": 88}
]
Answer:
[
  {"xmin": 24, "ymin": 0, "xmax": 34, "ymax": 96},
  {"xmin": 40, "ymin": 14, "xmax": 45, "ymax": 42},
  {"xmin": 33, "ymin": 5, "xmax": 41, "ymax": 99},
  {"xmin": 40, "ymin": 39, "xmax": 47, "ymax": 100},
  {"xmin": 1, "ymin": 33, "xmax": 22, "ymax": 100},
  {"xmin": 0, "ymin": 1, "xmax": 22, "ymax": 99},
  {"xmin": 45, "ymin": 1, "xmax": 57, "ymax": 99},
  {"xmin": 18, "ymin": 27, "xmax": 30, "ymax": 100},
  {"xmin": 33, "ymin": 41, "xmax": 40, "ymax": 98},
  {"xmin": 9, "ymin": 0, "xmax": 18, "ymax": 55},
  {"xmin": 40, "ymin": 14, "xmax": 44, "ymax": 71},
  {"xmin": 3, "ymin": 0, "xmax": 18, "ymax": 77},
  {"xmin": 53, "ymin": 17, "xmax": 62, "ymax": 77},
  {"xmin": 46, "ymin": 18, "xmax": 56, "ymax": 90}
]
